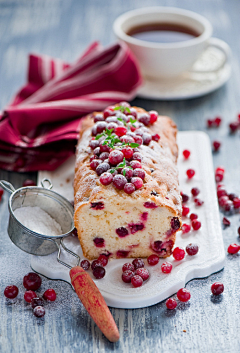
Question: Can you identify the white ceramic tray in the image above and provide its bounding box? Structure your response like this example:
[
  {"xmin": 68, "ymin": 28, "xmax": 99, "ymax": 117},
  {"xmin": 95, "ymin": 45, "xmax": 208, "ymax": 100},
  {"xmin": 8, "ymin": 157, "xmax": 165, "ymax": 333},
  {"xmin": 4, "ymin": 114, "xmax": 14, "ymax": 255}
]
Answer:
[{"xmin": 35, "ymin": 131, "xmax": 225, "ymax": 309}]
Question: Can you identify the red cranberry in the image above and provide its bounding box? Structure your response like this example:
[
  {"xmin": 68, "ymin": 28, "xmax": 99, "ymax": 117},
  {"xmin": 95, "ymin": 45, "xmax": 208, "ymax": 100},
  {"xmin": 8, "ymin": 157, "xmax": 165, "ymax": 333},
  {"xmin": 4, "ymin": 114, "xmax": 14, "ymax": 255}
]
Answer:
[
  {"xmin": 218, "ymin": 196, "xmax": 229, "ymax": 207},
  {"xmin": 115, "ymin": 126, "xmax": 127, "ymax": 137},
  {"xmin": 31, "ymin": 297, "xmax": 44, "ymax": 309},
  {"xmin": 99, "ymin": 152, "xmax": 110, "ymax": 161},
  {"xmin": 189, "ymin": 213, "xmax": 198, "ymax": 221},
  {"xmin": 91, "ymin": 260, "xmax": 102, "ymax": 270},
  {"xmin": 109, "ymin": 150, "xmax": 124, "ymax": 165},
  {"xmin": 124, "ymin": 183, "xmax": 136, "ymax": 194},
  {"xmin": 132, "ymin": 152, "xmax": 142, "ymax": 162},
  {"xmin": 132, "ymin": 258, "xmax": 145, "ymax": 270},
  {"xmin": 33, "ymin": 306, "xmax": 45, "ymax": 318},
  {"xmin": 138, "ymin": 113, "xmax": 150, "ymax": 126},
  {"xmin": 91, "ymin": 125, "xmax": 98, "ymax": 136},
  {"xmin": 91, "ymin": 202, "xmax": 104, "ymax": 210},
  {"xmin": 147, "ymin": 254, "xmax": 159, "ymax": 266},
  {"xmin": 99, "ymin": 141, "xmax": 111, "ymax": 153},
  {"xmin": 23, "ymin": 273, "xmax": 42, "ymax": 291},
  {"xmin": 131, "ymin": 177, "xmax": 143, "ymax": 189},
  {"xmin": 152, "ymin": 133, "xmax": 160, "ymax": 142},
  {"xmin": 161, "ymin": 262, "xmax": 172, "ymax": 273},
  {"xmin": 207, "ymin": 119, "xmax": 214, "ymax": 128},
  {"xmin": 223, "ymin": 217, "xmax": 231, "ymax": 226},
  {"xmin": 121, "ymin": 146, "xmax": 133, "ymax": 159},
  {"xmin": 96, "ymin": 121, "xmax": 107, "ymax": 134},
  {"xmin": 142, "ymin": 133, "xmax": 152, "ymax": 145},
  {"xmin": 149, "ymin": 110, "xmax": 158, "ymax": 124},
  {"xmin": 129, "ymin": 223, "xmax": 144, "ymax": 234},
  {"xmin": 135, "ymin": 268, "xmax": 149, "ymax": 281},
  {"xmin": 93, "ymin": 113, "xmax": 104, "ymax": 123},
  {"xmin": 215, "ymin": 171, "xmax": 224, "ymax": 182},
  {"xmin": 177, "ymin": 288, "xmax": 191, "ymax": 302},
  {"xmin": 194, "ymin": 198, "xmax": 204, "ymax": 206},
  {"xmin": 103, "ymin": 108, "xmax": 115, "ymax": 119},
  {"xmin": 98, "ymin": 254, "xmax": 108, "ymax": 267},
  {"xmin": 122, "ymin": 263, "xmax": 135, "ymax": 272},
  {"xmin": 213, "ymin": 140, "xmax": 221, "ymax": 152},
  {"xmin": 24, "ymin": 290, "xmax": 37, "ymax": 303},
  {"xmin": 89, "ymin": 139, "xmax": 100, "ymax": 149},
  {"xmin": 120, "ymin": 135, "xmax": 134, "ymax": 144},
  {"xmin": 211, "ymin": 282, "xmax": 224, "ymax": 295},
  {"xmin": 131, "ymin": 275, "xmax": 143, "ymax": 288},
  {"xmin": 228, "ymin": 193, "xmax": 238, "ymax": 201},
  {"xmin": 122, "ymin": 270, "xmax": 134, "ymax": 283},
  {"xmin": 93, "ymin": 266, "xmax": 105, "ymax": 279},
  {"xmin": 127, "ymin": 108, "xmax": 137, "ymax": 118},
  {"xmin": 99, "ymin": 172, "xmax": 113, "ymax": 185},
  {"xmin": 130, "ymin": 160, "xmax": 142, "ymax": 169},
  {"xmin": 186, "ymin": 169, "xmax": 195, "ymax": 179},
  {"xmin": 133, "ymin": 168, "xmax": 145, "ymax": 180},
  {"xmin": 217, "ymin": 188, "xmax": 227, "ymax": 198},
  {"xmin": 186, "ymin": 243, "xmax": 199, "ymax": 255},
  {"xmin": 113, "ymin": 174, "xmax": 127, "ymax": 190},
  {"xmin": 80, "ymin": 259, "xmax": 90, "ymax": 271},
  {"xmin": 191, "ymin": 187, "xmax": 200, "ymax": 197},
  {"xmin": 4, "ymin": 285, "xmax": 19, "ymax": 299},
  {"xmin": 171, "ymin": 217, "xmax": 180, "ymax": 230},
  {"xmin": 22, "ymin": 179, "xmax": 36, "ymax": 187},
  {"xmin": 229, "ymin": 122, "xmax": 239, "ymax": 133},
  {"xmin": 122, "ymin": 168, "xmax": 133, "ymax": 179},
  {"xmin": 43, "ymin": 289, "xmax": 56, "ymax": 301},
  {"xmin": 223, "ymin": 200, "xmax": 233, "ymax": 212},
  {"xmin": 116, "ymin": 227, "xmax": 129, "ymax": 237},
  {"xmin": 182, "ymin": 224, "xmax": 191, "ymax": 233},
  {"xmin": 228, "ymin": 243, "xmax": 240, "ymax": 254},
  {"xmin": 166, "ymin": 298, "xmax": 177, "ymax": 310},
  {"xmin": 90, "ymin": 159, "xmax": 101, "ymax": 170},
  {"xmin": 96, "ymin": 162, "xmax": 110, "ymax": 176},
  {"xmin": 144, "ymin": 201, "xmax": 157, "ymax": 209},
  {"xmin": 134, "ymin": 135, "xmax": 143, "ymax": 145},
  {"xmin": 183, "ymin": 150, "xmax": 191, "ymax": 159},
  {"xmin": 107, "ymin": 122, "xmax": 118, "ymax": 131},
  {"xmin": 182, "ymin": 206, "xmax": 190, "ymax": 217},
  {"xmin": 233, "ymin": 198, "xmax": 240, "ymax": 209},
  {"xmin": 192, "ymin": 220, "xmax": 201, "ymax": 230},
  {"xmin": 214, "ymin": 117, "xmax": 222, "ymax": 126},
  {"xmin": 93, "ymin": 237, "xmax": 105, "ymax": 247},
  {"xmin": 181, "ymin": 193, "xmax": 189, "ymax": 203},
  {"xmin": 172, "ymin": 247, "xmax": 185, "ymax": 261}
]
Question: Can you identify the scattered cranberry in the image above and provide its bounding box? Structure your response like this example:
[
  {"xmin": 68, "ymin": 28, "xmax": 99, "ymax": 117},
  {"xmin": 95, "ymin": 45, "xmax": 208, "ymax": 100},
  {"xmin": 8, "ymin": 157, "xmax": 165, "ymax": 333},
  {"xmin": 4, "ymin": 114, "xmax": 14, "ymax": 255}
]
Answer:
[
  {"xmin": 135, "ymin": 268, "xmax": 149, "ymax": 281},
  {"xmin": 177, "ymin": 288, "xmax": 191, "ymax": 302},
  {"xmin": 192, "ymin": 220, "xmax": 201, "ymax": 230},
  {"xmin": 91, "ymin": 260, "xmax": 102, "ymax": 270},
  {"xmin": 228, "ymin": 193, "xmax": 238, "ymax": 201},
  {"xmin": 191, "ymin": 187, "xmax": 200, "ymax": 197},
  {"xmin": 211, "ymin": 282, "xmax": 224, "ymax": 295},
  {"xmin": 181, "ymin": 192, "xmax": 189, "ymax": 203},
  {"xmin": 149, "ymin": 110, "xmax": 158, "ymax": 124},
  {"xmin": 4, "ymin": 285, "xmax": 19, "ymax": 299},
  {"xmin": 98, "ymin": 254, "xmax": 108, "ymax": 267},
  {"xmin": 161, "ymin": 262, "xmax": 172, "ymax": 273},
  {"xmin": 172, "ymin": 247, "xmax": 185, "ymax": 261},
  {"xmin": 147, "ymin": 254, "xmax": 159, "ymax": 266},
  {"xmin": 80, "ymin": 259, "xmax": 90, "ymax": 270},
  {"xmin": 113, "ymin": 174, "xmax": 127, "ymax": 190},
  {"xmin": 189, "ymin": 213, "xmax": 198, "ymax": 221},
  {"xmin": 229, "ymin": 122, "xmax": 239, "ymax": 133},
  {"xmin": 33, "ymin": 306, "xmax": 45, "ymax": 318},
  {"xmin": 223, "ymin": 200, "xmax": 233, "ymax": 212},
  {"xmin": 131, "ymin": 177, "xmax": 143, "ymax": 190},
  {"xmin": 233, "ymin": 198, "xmax": 240, "ymax": 209},
  {"xmin": 31, "ymin": 297, "xmax": 44, "ymax": 309},
  {"xmin": 182, "ymin": 206, "xmax": 190, "ymax": 217},
  {"xmin": 228, "ymin": 243, "xmax": 240, "ymax": 254},
  {"xmin": 222, "ymin": 217, "xmax": 230, "ymax": 226},
  {"xmin": 166, "ymin": 298, "xmax": 177, "ymax": 310},
  {"xmin": 22, "ymin": 179, "xmax": 36, "ymax": 187},
  {"xmin": 23, "ymin": 272, "xmax": 42, "ymax": 291},
  {"xmin": 132, "ymin": 258, "xmax": 145, "ymax": 270},
  {"xmin": 93, "ymin": 266, "xmax": 105, "ymax": 279},
  {"xmin": 218, "ymin": 195, "xmax": 229, "ymax": 207},
  {"xmin": 213, "ymin": 140, "xmax": 221, "ymax": 152},
  {"xmin": 43, "ymin": 289, "xmax": 56, "ymax": 301},
  {"xmin": 186, "ymin": 243, "xmax": 199, "ymax": 256},
  {"xmin": 24, "ymin": 290, "xmax": 37, "ymax": 303},
  {"xmin": 183, "ymin": 150, "xmax": 191, "ymax": 159},
  {"xmin": 186, "ymin": 169, "xmax": 195, "ymax": 179},
  {"xmin": 131, "ymin": 275, "xmax": 143, "ymax": 288},
  {"xmin": 194, "ymin": 198, "xmax": 204, "ymax": 206},
  {"xmin": 152, "ymin": 133, "xmax": 160, "ymax": 142},
  {"xmin": 122, "ymin": 270, "xmax": 134, "ymax": 283},
  {"xmin": 217, "ymin": 188, "xmax": 227, "ymax": 198},
  {"xmin": 207, "ymin": 119, "xmax": 214, "ymax": 128},
  {"xmin": 182, "ymin": 224, "xmax": 191, "ymax": 233},
  {"xmin": 99, "ymin": 172, "xmax": 113, "ymax": 186},
  {"xmin": 214, "ymin": 117, "xmax": 222, "ymax": 127},
  {"xmin": 122, "ymin": 263, "xmax": 135, "ymax": 272},
  {"xmin": 142, "ymin": 133, "xmax": 152, "ymax": 145}
]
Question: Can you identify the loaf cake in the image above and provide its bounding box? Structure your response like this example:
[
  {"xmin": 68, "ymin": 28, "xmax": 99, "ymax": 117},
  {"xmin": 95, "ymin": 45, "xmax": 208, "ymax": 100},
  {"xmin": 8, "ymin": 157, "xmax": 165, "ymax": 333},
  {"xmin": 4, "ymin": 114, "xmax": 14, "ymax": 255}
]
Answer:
[{"xmin": 74, "ymin": 103, "xmax": 182, "ymax": 260}]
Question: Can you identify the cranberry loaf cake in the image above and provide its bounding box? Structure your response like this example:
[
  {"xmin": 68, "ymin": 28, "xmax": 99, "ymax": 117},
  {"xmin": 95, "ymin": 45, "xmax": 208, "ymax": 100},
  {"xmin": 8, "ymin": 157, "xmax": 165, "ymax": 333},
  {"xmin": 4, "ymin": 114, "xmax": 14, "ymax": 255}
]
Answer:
[{"xmin": 74, "ymin": 103, "xmax": 182, "ymax": 260}]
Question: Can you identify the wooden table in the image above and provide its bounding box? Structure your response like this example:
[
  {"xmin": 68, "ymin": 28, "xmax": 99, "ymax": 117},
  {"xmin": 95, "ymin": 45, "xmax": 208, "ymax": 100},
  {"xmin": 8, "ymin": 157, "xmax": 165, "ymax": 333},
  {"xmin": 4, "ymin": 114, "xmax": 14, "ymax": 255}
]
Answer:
[{"xmin": 1, "ymin": 1, "xmax": 240, "ymax": 352}]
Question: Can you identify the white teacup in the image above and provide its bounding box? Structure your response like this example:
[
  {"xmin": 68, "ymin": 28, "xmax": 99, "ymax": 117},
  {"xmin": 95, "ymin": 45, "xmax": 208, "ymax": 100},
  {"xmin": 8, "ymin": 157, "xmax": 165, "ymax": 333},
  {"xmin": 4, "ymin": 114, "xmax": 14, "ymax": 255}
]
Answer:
[{"xmin": 113, "ymin": 7, "xmax": 230, "ymax": 80}]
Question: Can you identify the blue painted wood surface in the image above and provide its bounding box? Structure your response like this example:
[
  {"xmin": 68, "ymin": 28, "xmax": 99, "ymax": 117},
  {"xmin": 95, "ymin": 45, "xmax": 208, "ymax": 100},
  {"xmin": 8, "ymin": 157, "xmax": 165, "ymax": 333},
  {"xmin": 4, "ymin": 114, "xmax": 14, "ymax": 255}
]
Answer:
[{"xmin": 0, "ymin": 0, "xmax": 240, "ymax": 352}]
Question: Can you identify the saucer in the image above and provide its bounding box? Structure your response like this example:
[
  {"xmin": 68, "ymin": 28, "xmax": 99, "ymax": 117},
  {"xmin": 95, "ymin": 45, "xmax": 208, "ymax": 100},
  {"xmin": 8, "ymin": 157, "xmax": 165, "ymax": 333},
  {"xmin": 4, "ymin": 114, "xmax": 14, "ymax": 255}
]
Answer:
[{"xmin": 137, "ymin": 44, "xmax": 231, "ymax": 100}]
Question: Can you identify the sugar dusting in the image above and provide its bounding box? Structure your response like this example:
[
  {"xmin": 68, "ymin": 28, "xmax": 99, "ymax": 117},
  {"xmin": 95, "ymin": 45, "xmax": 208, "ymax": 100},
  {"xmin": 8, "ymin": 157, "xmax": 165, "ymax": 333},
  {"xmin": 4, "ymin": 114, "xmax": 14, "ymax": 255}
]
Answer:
[{"xmin": 14, "ymin": 206, "xmax": 62, "ymax": 236}]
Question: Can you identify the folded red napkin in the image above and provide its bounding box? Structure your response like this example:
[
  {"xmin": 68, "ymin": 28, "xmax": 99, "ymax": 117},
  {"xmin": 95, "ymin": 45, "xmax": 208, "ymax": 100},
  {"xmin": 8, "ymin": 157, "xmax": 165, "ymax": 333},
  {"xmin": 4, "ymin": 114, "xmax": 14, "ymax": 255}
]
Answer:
[{"xmin": 0, "ymin": 41, "xmax": 142, "ymax": 172}]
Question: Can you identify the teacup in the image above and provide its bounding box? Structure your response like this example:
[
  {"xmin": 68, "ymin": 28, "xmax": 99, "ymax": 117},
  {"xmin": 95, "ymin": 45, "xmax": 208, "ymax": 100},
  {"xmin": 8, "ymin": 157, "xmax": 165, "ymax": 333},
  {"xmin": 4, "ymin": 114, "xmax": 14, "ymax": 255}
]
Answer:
[{"xmin": 113, "ymin": 7, "xmax": 230, "ymax": 80}]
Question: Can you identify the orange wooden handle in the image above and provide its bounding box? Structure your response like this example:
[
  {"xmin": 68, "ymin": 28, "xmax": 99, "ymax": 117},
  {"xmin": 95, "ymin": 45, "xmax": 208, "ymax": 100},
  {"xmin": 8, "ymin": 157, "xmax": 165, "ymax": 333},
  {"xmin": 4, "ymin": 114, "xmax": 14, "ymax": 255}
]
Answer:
[{"xmin": 70, "ymin": 266, "xmax": 120, "ymax": 342}]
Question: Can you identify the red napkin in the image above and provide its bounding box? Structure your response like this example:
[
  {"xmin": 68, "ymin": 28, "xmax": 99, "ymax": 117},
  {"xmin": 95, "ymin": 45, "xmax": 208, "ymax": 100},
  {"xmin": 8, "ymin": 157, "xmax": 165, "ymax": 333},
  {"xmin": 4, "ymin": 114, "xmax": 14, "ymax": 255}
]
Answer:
[{"xmin": 0, "ymin": 41, "xmax": 142, "ymax": 172}]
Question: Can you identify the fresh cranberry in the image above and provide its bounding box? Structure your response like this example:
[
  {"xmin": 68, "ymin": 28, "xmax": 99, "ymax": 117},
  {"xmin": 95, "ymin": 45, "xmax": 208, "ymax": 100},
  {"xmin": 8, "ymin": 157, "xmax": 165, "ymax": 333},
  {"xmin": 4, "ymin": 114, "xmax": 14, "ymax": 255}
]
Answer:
[
  {"xmin": 122, "ymin": 263, "xmax": 135, "ymax": 272},
  {"xmin": 109, "ymin": 150, "xmax": 124, "ymax": 165},
  {"xmin": 172, "ymin": 247, "xmax": 185, "ymax": 261},
  {"xmin": 214, "ymin": 117, "xmax": 222, "ymax": 126},
  {"xmin": 223, "ymin": 200, "xmax": 233, "ymax": 212},
  {"xmin": 217, "ymin": 188, "xmax": 227, "ymax": 198},
  {"xmin": 96, "ymin": 121, "xmax": 107, "ymax": 134},
  {"xmin": 103, "ymin": 108, "xmax": 115, "ymax": 119},
  {"xmin": 183, "ymin": 150, "xmax": 191, "ymax": 159},
  {"xmin": 90, "ymin": 159, "xmax": 101, "ymax": 170},
  {"xmin": 135, "ymin": 268, "xmax": 149, "ymax": 281},
  {"xmin": 124, "ymin": 183, "xmax": 136, "ymax": 194},
  {"xmin": 207, "ymin": 119, "xmax": 214, "ymax": 128},
  {"xmin": 89, "ymin": 139, "xmax": 99, "ymax": 149},
  {"xmin": 116, "ymin": 250, "xmax": 129, "ymax": 258},
  {"xmin": 228, "ymin": 193, "xmax": 238, "ymax": 201},
  {"xmin": 113, "ymin": 174, "xmax": 127, "ymax": 190},
  {"xmin": 189, "ymin": 213, "xmax": 198, "ymax": 221},
  {"xmin": 211, "ymin": 282, "xmax": 224, "ymax": 295},
  {"xmin": 218, "ymin": 196, "xmax": 229, "ymax": 207},
  {"xmin": 115, "ymin": 126, "xmax": 127, "ymax": 137},
  {"xmin": 24, "ymin": 290, "xmax": 37, "ymax": 303},
  {"xmin": 91, "ymin": 260, "xmax": 102, "ymax": 270},
  {"xmin": 121, "ymin": 146, "xmax": 134, "ymax": 159},
  {"xmin": 93, "ymin": 266, "xmax": 105, "ymax": 279},
  {"xmin": 43, "ymin": 289, "xmax": 56, "ymax": 301},
  {"xmin": 127, "ymin": 108, "xmax": 138, "ymax": 118},
  {"xmin": 99, "ymin": 172, "xmax": 113, "ymax": 186},
  {"xmin": 94, "ymin": 113, "xmax": 104, "ymax": 123},
  {"xmin": 171, "ymin": 217, "xmax": 180, "ymax": 230},
  {"xmin": 182, "ymin": 224, "xmax": 191, "ymax": 233},
  {"xmin": 166, "ymin": 298, "xmax": 177, "ymax": 310},
  {"xmin": 161, "ymin": 262, "xmax": 172, "ymax": 273},
  {"xmin": 99, "ymin": 141, "xmax": 111, "ymax": 153},
  {"xmin": 93, "ymin": 147, "xmax": 102, "ymax": 156},
  {"xmin": 152, "ymin": 134, "xmax": 160, "ymax": 142},
  {"xmin": 131, "ymin": 275, "xmax": 143, "ymax": 288},
  {"xmin": 215, "ymin": 171, "xmax": 224, "ymax": 183},
  {"xmin": 91, "ymin": 202, "xmax": 104, "ymax": 210},
  {"xmin": 182, "ymin": 206, "xmax": 190, "ymax": 217},
  {"xmin": 4, "ymin": 285, "xmax": 19, "ymax": 299},
  {"xmin": 228, "ymin": 243, "xmax": 240, "ymax": 254},
  {"xmin": 191, "ymin": 187, "xmax": 200, "ymax": 197},
  {"xmin": 144, "ymin": 201, "xmax": 158, "ymax": 209},
  {"xmin": 186, "ymin": 169, "xmax": 195, "ymax": 179},
  {"xmin": 147, "ymin": 254, "xmax": 159, "ymax": 266},
  {"xmin": 99, "ymin": 152, "xmax": 110, "ymax": 161},
  {"xmin": 233, "ymin": 198, "xmax": 240, "ymax": 209},
  {"xmin": 138, "ymin": 113, "xmax": 150, "ymax": 126},
  {"xmin": 107, "ymin": 122, "xmax": 118, "ymax": 131},
  {"xmin": 130, "ymin": 160, "xmax": 142, "ymax": 169},
  {"xmin": 213, "ymin": 140, "xmax": 221, "ymax": 152},
  {"xmin": 177, "ymin": 288, "xmax": 191, "ymax": 302},
  {"xmin": 194, "ymin": 198, "xmax": 204, "ymax": 206},
  {"xmin": 80, "ymin": 259, "xmax": 90, "ymax": 270},
  {"xmin": 149, "ymin": 110, "xmax": 158, "ymax": 124},
  {"xmin": 229, "ymin": 122, "xmax": 239, "ymax": 133},
  {"xmin": 134, "ymin": 135, "xmax": 143, "ymax": 145},
  {"xmin": 31, "ymin": 297, "xmax": 44, "ymax": 309},
  {"xmin": 93, "ymin": 237, "xmax": 105, "ymax": 247},
  {"xmin": 181, "ymin": 193, "xmax": 189, "ymax": 203},
  {"xmin": 132, "ymin": 258, "xmax": 145, "ymax": 270},
  {"xmin": 122, "ymin": 270, "xmax": 134, "ymax": 283},
  {"xmin": 186, "ymin": 243, "xmax": 199, "ymax": 255},
  {"xmin": 23, "ymin": 273, "xmax": 42, "ymax": 291},
  {"xmin": 192, "ymin": 220, "xmax": 201, "ymax": 230},
  {"xmin": 131, "ymin": 177, "xmax": 143, "ymax": 189},
  {"xmin": 116, "ymin": 227, "xmax": 129, "ymax": 237},
  {"xmin": 132, "ymin": 152, "xmax": 142, "ymax": 162},
  {"xmin": 223, "ymin": 217, "xmax": 231, "ymax": 226},
  {"xmin": 132, "ymin": 168, "xmax": 145, "ymax": 180},
  {"xmin": 122, "ymin": 168, "xmax": 134, "ymax": 179},
  {"xmin": 142, "ymin": 133, "xmax": 152, "ymax": 145},
  {"xmin": 96, "ymin": 162, "xmax": 110, "ymax": 176},
  {"xmin": 22, "ymin": 179, "xmax": 36, "ymax": 187},
  {"xmin": 33, "ymin": 306, "xmax": 45, "ymax": 318}
]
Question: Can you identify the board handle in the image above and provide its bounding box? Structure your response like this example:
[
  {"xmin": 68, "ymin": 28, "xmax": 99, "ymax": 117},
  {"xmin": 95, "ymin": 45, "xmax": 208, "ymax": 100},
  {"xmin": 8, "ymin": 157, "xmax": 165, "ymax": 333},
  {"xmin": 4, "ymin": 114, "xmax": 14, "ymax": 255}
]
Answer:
[{"xmin": 70, "ymin": 266, "xmax": 120, "ymax": 342}]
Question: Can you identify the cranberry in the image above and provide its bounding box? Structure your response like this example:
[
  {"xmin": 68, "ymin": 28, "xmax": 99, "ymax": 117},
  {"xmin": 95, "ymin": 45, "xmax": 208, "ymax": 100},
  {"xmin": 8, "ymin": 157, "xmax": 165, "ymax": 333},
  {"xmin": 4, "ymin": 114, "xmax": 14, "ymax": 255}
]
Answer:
[
  {"xmin": 152, "ymin": 133, "xmax": 160, "ymax": 142},
  {"xmin": 194, "ymin": 198, "xmax": 204, "ymax": 206},
  {"xmin": 192, "ymin": 220, "xmax": 201, "ymax": 230},
  {"xmin": 186, "ymin": 243, "xmax": 199, "ymax": 255},
  {"xmin": 93, "ymin": 266, "xmax": 105, "ymax": 279},
  {"xmin": 217, "ymin": 188, "xmax": 227, "ymax": 198},
  {"xmin": 96, "ymin": 162, "xmax": 110, "ymax": 176},
  {"xmin": 147, "ymin": 254, "xmax": 159, "ymax": 266},
  {"xmin": 142, "ymin": 133, "xmax": 152, "ymax": 145},
  {"xmin": 91, "ymin": 202, "xmax": 104, "ymax": 210},
  {"xmin": 131, "ymin": 275, "xmax": 143, "ymax": 288},
  {"xmin": 228, "ymin": 243, "xmax": 240, "ymax": 254},
  {"xmin": 229, "ymin": 121, "xmax": 239, "ymax": 133},
  {"xmin": 191, "ymin": 187, "xmax": 200, "ymax": 197},
  {"xmin": 99, "ymin": 172, "xmax": 113, "ymax": 186},
  {"xmin": 31, "ymin": 297, "xmax": 44, "ymax": 309},
  {"xmin": 116, "ymin": 250, "xmax": 129, "ymax": 258},
  {"xmin": 233, "ymin": 198, "xmax": 240, "ymax": 209},
  {"xmin": 131, "ymin": 177, "xmax": 143, "ymax": 189},
  {"xmin": 218, "ymin": 196, "xmax": 229, "ymax": 207},
  {"xmin": 98, "ymin": 254, "xmax": 108, "ymax": 266},
  {"xmin": 132, "ymin": 258, "xmax": 145, "ymax": 270},
  {"xmin": 183, "ymin": 150, "xmax": 191, "ymax": 159},
  {"xmin": 93, "ymin": 113, "xmax": 104, "ymax": 123},
  {"xmin": 211, "ymin": 282, "xmax": 224, "ymax": 295},
  {"xmin": 214, "ymin": 117, "xmax": 222, "ymax": 126},
  {"xmin": 89, "ymin": 139, "xmax": 100, "ymax": 149},
  {"xmin": 135, "ymin": 268, "xmax": 149, "ymax": 281},
  {"xmin": 80, "ymin": 259, "xmax": 90, "ymax": 270},
  {"xmin": 4, "ymin": 285, "xmax": 19, "ymax": 299},
  {"xmin": 91, "ymin": 260, "xmax": 102, "ymax": 270},
  {"xmin": 161, "ymin": 262, "xmax": 172, "ymax": 273},
  {"xmin": 181, "ymin": 193, "xmax": 189, "ymax": 203},
  {"xmin": 172, "ymin": 247, "xmax": 185, "ymax": 261},
  {"xmin": 90, "ymin": 159, "xmax": 101, "ymax": 170},
  {"xmin": 177, "ymin": 288, "xmax": 191, "ymax": 302},
  {"xmin": 228, "ymin": 193, "xmax": 238, "ymax": 201},
  {"xmin": 132, "ymin": 152, "xmax": 142, "ymax": 162},
  {"xmin": 215, "ymin": 171, "xmax": 224, "ymax": 182},
  {"xmin": 166, "ymin": 298, "xmax": 177, "ymax": 310},
  {"xmin": 93, "ymin": 237, "xmax": 105, "ymax": 247},
  {"xmin": 171, "ymin": 217, "xmax": 180, "ymax": 230},
  {"xmin": 182, "ymin": 224, "xmax": 191, "ymax": 233},
  {"xmin": 107, "ymin": 122, "xmax": 118, "ymax": 131},
  {"xmin": 122, "ymin": 168, "xmax": 133, "ymax": 179},
  {"xmin": 130, "ymin": 160, "xmax": 142, "ymax": 169},
  {"xmin": 189, "ymin": 213, "xmax": 198, "ymax": 221},
  {"xmin": 134, "ymin": 135, "xmax": 143, "ymax": 145},
  {"xmin": 99, "ymin": 141, "xmax": 111, "ymax": 153},
  {"xmin": 132, "ymin": 169, "xmax": 145, "ymax": 180},
  {"xmin": 33, "ymin": 306, "xmax": 45, "ymax": 318},
  {"xmin": 213, "ymin": 140, "xmax": 221, "ymax": 152},
  {"xmin": 122, "ymin": 263, "xmax": 135, "ymax": 272},
  {"xmin": 24, "ymin": 290, "xmax": 37, "ymax": 303},
  {"xmin": 23, "ymin": 272, "xmax": 42, "ymax": 291},
  {"xmin": 113, "ymin": 174, "xmax": 127, "ymax": 190},
  {"xmin": 223, "ymin": 217, "xmax": 230, "ymax": 226},
  {"xmin": 103, "ymin": 108, "xmax": 115, "ymax": 119},
  {"xmin": 22, "ymin": 179, "xmax": 36, "ymax": 187},
  {"xmin": 99, "ymin": 152, "xmax": 110, "ymax": 161},
  {"xmin": 207, "ymin": 118, "xmax": 214, "ymax": 128},
  {"xmin": 144, "ymin": 202, "xmax": 158, "ymax": 209},
  {"xmin": 127, "ymin": 108, "xmax": 138, "ymax": 118},
  {"xmin": 186, "ymin": 169, "xmax": 195, "ymax": 179},
  {"xmin": 122, "ymin": 270, "xmax": 134, "ymax": 283},
  {"xmin": 223, "ymin": 200, "xmax": 233, "ymax": 212},
  {"xmin": 141, "ymin": 212, "xmax": 148, "ymax": 221},
  {"xmin": 109, "ymin": 150, "xmax": 124, "ymax": 165},
  {"xmin": 116, "ymin": 227, "xmax": 129, "ymax": 238},
  {"xmin": 124, "ymin": 183, "xmax": 136, "ymax": 194},
  {"xmin": 43, "ymin": 289, "xmax": 56, "ymax": 301},
  {"xmin": 120, "ymin": 135, "xmax": 134, "ymax": 144},
  {"xmin": 121, "ymin": 146, "xmax": 134, "ymax": 159},
  {"xmin": 138, "ymin": 113, "xmax": 150, "ymax": 126},
  {"xmin": 115, "ymin": 126, "xmax": 127, "ymax": 137},
  {"xmin": 149, "ymin": 110, "xmax": 158, "ymax": 124},
  {"xmin": 182, "ymin": 206, "xmax": 190, "ymax": 217}
]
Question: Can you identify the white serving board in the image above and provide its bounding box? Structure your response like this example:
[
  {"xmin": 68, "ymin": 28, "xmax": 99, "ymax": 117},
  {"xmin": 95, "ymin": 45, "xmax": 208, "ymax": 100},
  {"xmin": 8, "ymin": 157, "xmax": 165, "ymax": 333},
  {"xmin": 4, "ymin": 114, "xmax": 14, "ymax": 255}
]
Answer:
[{"xmin": 35, "ymin": 131, "xmax": 225, "ymax": 309}]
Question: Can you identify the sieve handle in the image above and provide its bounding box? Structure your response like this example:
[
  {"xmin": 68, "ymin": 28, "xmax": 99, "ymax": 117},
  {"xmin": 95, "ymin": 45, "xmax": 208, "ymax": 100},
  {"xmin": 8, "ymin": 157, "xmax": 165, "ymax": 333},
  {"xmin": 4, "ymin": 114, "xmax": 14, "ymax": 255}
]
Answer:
[
  {"xmin": 0, "ymin": 180, "xmax": 16, "ymax": 194},
  {"xmin": 70, "ymin": 266, "xmax": 120, "ymax": 342}
]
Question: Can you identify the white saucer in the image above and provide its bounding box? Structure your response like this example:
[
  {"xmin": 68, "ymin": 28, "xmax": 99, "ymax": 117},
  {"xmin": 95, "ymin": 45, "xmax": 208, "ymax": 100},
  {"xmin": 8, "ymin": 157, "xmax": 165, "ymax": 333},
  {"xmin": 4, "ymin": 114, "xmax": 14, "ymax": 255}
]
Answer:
[{"xmin": 137, "ymin": 44, "xmax": 231, "ymax": 100}]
